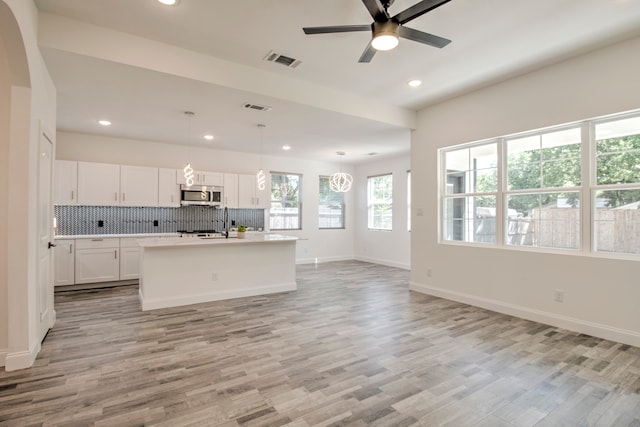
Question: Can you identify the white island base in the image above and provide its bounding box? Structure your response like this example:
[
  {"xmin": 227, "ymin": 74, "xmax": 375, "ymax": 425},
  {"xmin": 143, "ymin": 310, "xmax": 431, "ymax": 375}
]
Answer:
[{"xmin": 138, "ymin": 234, "xmax": 297, "ymax": 311}]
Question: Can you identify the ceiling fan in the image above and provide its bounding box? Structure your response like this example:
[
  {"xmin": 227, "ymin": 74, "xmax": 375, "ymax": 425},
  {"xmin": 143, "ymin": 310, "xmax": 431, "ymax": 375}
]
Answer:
[{"xmin": 303, "ymin": 0, "xmax": 452, "ymax": 63}]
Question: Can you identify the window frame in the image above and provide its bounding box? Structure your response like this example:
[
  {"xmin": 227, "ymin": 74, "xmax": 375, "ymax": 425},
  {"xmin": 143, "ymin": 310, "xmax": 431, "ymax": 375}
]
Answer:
[
  {"xmin": 438, "ymin": 109, "xmax": 640, "ymax": 259},
  {"xmin": 318, "ymin": 175, "xmax": 345, "ymax": 230},
  {"xmin": 269, "ymin": 172, "xmax": 302, "ymax": 231}
]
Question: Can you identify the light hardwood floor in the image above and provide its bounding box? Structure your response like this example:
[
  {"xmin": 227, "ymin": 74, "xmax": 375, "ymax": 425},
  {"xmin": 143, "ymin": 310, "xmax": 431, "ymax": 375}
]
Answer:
[{"xmin": 1, "ymin": 261, "xmax": 639, "ymax": 426}]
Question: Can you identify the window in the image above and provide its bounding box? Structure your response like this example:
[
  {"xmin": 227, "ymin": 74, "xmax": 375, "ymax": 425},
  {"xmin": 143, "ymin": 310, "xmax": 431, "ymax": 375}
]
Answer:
[
  {"xmin": 593, "ymin": 115, "xmax": 640, "ymax": 254},
  {"xmin": 442, "ymin": 142, "xmax": 497, "ymax": 243},
  {"xmin": 368, "ymin": 174, "xmax": 392, "ymax": 230},
  {"xmin": 269, "ymin": 173, "xmax": 301, "ymax": 230},
  {"xmin": 505, "ymin": 127, "xmax": 582, "ymax": 250},
  {"xmin": 439, "ymin": 109, "xmax": 640, "ymax": 257},
  {"xmin": 319, "ymin": 175, "xmax": 345, "ymax": 229},
  {"xmin": 407, "ymin": 170, "xmax": 411, "ymax": 232}
]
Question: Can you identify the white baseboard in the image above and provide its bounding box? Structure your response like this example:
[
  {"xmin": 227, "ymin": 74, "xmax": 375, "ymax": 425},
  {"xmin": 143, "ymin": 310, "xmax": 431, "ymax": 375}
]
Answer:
[
  {"xmin": 3, "ymin": 341, "xmax": 41, "ymax": 371},
  {"xmin": 355, "ymin": 256, "xmax": 410, "ymax": 270},
  {"xmin": 296, "ymin": 255, "xmax": 353, "ymax": 265},
  {"xmin": 410, "ymin": 281, "xmax": 640, "ymax": 348},
  {"xmin": 140, "ymin": 282, "xmax": 297, "ymax": 311}
]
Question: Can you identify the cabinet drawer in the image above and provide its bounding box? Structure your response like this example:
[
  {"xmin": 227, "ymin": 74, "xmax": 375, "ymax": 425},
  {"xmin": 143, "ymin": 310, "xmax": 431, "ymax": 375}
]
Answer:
[
  {"xmin": 76, "ymin": 237, "xmax": 120, "ymax": 249},
  {"xmin": 120, "ymin": 237, "xmax": 142, "ymax": 248}
]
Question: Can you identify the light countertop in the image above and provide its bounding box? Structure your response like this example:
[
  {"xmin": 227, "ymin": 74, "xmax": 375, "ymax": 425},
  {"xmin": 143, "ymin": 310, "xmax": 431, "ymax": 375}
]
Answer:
[
  {"xmin": 54, "ymin": 233, "xmax": 179, "ymax": 240},
  {"xmin": 139, "ymin": 234, "xmax": 298, "ymax": 248}
]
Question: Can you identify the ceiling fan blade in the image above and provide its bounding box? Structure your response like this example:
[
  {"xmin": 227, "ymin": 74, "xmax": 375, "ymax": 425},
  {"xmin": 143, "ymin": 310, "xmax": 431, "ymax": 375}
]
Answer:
[
  {"xmin": 361, "ymin": 0, "xmax": 388, "ymax": 21},
  {"xmin": 303, "ymin": 25, "xmax": 370, "ymax": 35},
  {"xmin": 398, "ymin": 26, "xmax": 451, "ymax": 48},
  {"xmin": 358, "ymin": 43, "xmax": 377, "ymax": 63},
  {"xmin": 393, "ymin": 0, "xmax": 451, "ymax": 25}
]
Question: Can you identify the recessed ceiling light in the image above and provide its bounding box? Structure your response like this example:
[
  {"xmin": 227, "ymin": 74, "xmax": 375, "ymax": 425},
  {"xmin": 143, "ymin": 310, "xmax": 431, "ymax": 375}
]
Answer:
[
  {"xmin": 157, "ymin": 0, "xmax": 178, "ymax": 5},
  {"xmin": 204, "ymin": 135, "xmax": 214, "ymax": 141},
  {"xmin": 98, "ymin": 120, "xmax": 111, "ymax": 126},
  {"xmin": 407, "ymin": 80, "xmax": 422, "ymax": 88},
  {"xmin": 282, "ymin": 145, "xmax": 291, "ymax": 151}
]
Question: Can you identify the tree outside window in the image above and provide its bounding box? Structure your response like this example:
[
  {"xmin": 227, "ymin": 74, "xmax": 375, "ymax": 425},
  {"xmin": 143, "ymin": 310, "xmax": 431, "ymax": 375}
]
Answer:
[
  {"xmin": 319, "ymin": 176, "xmax": 345, "ymax": 229},
  {"xmin": 270, "ymin": 173, "xmax": 301, "ymax": 230},
  {"xmin": 368, "ymin": 174, "xmax": 392, "ymax": 230}
]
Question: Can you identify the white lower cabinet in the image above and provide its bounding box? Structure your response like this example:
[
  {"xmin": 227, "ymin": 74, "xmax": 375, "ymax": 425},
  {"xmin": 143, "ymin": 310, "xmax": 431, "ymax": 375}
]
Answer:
[
  {"xmin": 119, "ymin": 237, "xmax": 141, "ymax": 280},
  {"xmin": 54, "ymin": 239, "xmax": 75, "ymax": 286},
  {"xmin": 75, "ymin": 238, "xmax": 120, "ymax": 284}
]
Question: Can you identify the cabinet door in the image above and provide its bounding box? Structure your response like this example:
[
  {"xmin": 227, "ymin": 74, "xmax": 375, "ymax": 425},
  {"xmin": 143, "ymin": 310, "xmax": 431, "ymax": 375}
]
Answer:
[
  {"xmin": 77, "ymin": 162, "xmax": 120, "ymax": 205},
  {"xmin": 238, "ymin": 174, "xmax": 257, "ymax": 208},
  {"xmin": 120, "ymin": 165, "xmax": 158, "ymax": 207},
  {"xmin": 54, "ymin": 160, "xmax": 78, "ymax": 205},
  {"xmin": 75, "ymin": 248, "xmax": 120, "ymax": 284},
  {"xmin": 255, "ymin": 174, "xmax": 271, "ymax": 209},
  {"xmin": 223, "ymin": 173, "xmax": 238, "ymax": 208},
  {"xmin": 176, "ymin": 165, "xmax": 190, "ymax": 185},
  {"xmin": 158, "ymin": 168, "xmax": 180, "ymax": 207},
  {"xmin": 201, "ymin": 171, "xmax": 223, "ymax": 187},
  {"xmin": 54, "ymin": 239, "xmax": 75, "ymax": 286},
  {"xmin": 120, "ymin": 247, "xmax": 140, "ymax": 280}
]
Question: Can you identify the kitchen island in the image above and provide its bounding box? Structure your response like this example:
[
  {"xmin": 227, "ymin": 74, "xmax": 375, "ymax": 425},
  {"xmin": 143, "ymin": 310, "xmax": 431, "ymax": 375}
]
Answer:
[{"xmin": 138, "ymin": 234, "xmax": 298, "ymax": 311}]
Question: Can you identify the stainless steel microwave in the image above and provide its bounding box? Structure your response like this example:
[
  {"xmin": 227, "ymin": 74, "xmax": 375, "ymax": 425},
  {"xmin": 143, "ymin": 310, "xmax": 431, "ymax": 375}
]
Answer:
[{"xmin": 180, "ymin": 185, "xmax": 223, "ymax": 206}]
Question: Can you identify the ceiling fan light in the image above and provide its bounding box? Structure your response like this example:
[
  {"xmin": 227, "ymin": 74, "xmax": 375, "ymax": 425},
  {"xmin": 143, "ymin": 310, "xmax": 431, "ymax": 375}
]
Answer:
[{"xmin": 372, "ymin": 34, "xmax": 399, "ymax": 51}]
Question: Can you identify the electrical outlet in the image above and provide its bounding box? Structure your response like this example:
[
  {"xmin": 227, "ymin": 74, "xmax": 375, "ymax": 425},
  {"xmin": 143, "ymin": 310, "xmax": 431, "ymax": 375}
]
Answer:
[
  {"xmin": 427, "ymin": 268, "xmax": 432, "ymax": 277},
  {"xmin": 554, "ymin": 289, "xmax": 565, "ymax": 303},
  {"xmin": 211, "ymin": 272, "xmax": 218, "ymax": 281}
]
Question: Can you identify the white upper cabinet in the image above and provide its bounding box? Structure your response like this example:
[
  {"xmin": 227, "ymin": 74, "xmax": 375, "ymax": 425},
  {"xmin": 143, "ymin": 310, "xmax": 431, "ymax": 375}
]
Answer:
[
  {"xmin": 54, "ymin": 160, "xmax": 78, "ymax": 205},
  {"xmin": 158, "ymin": 168, "xmax": 180, "ymax": 207},
  {"xmin": 176, "ymin": 168, "xmax": 223, "ymax": 187},
  {"xmin": 77, "ymin": 162, "xmax": 120, "ymax": 206},
  {"xmin": 255, "ymin": 175, "xmax": 271, "ymax": 209},
  {"xmin": 200, "ymin": 171, "xmax": 223, "ymax": 187},
  {"xmin": 223, "ymin": 173, "xmax": 238, "ymax": 208},
  {"xmin": 238, "ymin": 173, "xmax": 270, "ymax": 209},
  {"xmin": 120, "ymin": 165, "xmax": 158, "ymax": 207}
]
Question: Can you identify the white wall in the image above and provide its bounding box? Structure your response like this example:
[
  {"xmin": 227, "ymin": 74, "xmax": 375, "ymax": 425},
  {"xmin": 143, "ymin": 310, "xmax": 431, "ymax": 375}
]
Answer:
[
  {"xmin": 1, "ymin": 0, "xmax": 57, "ymax": 370},
  {"xmin": 411, "ymin": 35, "xmax": 640, "ymax": 346},
  {"xmin": 354, "ymin": 154, "xmax": 411, "ymax": 269},
  {"xmin": 0, "ymin": 8, "xmax": 11, "ymax": 365},
  {"xmin": 56, "ymin": 131, "xmax": 356, "ymax": 264}
]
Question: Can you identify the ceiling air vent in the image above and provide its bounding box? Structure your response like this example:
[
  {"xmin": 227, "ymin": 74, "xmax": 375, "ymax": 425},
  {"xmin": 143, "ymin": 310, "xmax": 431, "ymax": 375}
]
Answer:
[
  {"xmin": 263, "ymin": 51, "xmax": 302, "ymax": 69},
  {"xmin": 243, "ymin": 103, "xmax": 272, "ymax": 112}
]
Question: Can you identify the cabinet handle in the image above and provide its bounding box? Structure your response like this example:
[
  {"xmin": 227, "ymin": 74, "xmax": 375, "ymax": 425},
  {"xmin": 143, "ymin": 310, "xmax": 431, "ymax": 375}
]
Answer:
[
  {"xmin": 256, "ymin": 197, "xmax": 259, "ymax": 206},
  {"xmin": 171, "ymin": 195, "xmax": 174, "ymax": 203},
  {"xmin": 91, "ymin": 238, "xmax": 104, "ymax": 241},
  {"xmin": 69, "ymin": 243, "xmax": 73, "ymax": 254},
  {"xmin": 115, "ymin": 192, "xmax": 118, "ymax": 201},
  {"xmin": 71, "ymin": 190, "xmax": 75, "ymax": 200},
  {"xmin": 122, "ymin": 193, "xmax": 126, "ymax": 202},
  {"xmin": 114, "ymin": 250, "xmax": 117, "ymax": 259}
]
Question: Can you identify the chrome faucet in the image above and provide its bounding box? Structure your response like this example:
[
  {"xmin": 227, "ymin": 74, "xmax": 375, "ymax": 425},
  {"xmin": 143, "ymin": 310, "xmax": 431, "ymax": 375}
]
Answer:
[{"xmin": 223, "ymin": 206, "xmax": 229, "ymax": 238}]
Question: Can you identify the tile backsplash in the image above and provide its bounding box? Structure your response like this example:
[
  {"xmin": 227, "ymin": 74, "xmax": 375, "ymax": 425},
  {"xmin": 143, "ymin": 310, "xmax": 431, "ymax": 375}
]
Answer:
[{"xmin": 54, "ymin": 205, "xmax": 265, "ymax": 236}]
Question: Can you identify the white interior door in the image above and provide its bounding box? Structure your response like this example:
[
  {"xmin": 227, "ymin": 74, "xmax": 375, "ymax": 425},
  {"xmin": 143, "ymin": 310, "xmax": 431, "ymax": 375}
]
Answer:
[{"xmin": 37, "ymin": 129, "xmax": 55, "ymax": 340}]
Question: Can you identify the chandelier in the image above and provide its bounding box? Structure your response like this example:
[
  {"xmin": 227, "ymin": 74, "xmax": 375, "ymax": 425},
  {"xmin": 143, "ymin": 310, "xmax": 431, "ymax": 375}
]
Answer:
[
  {"xmin": 183, "ymin": 111, "xmax": 195, "ymax": 186},
  {"xmin": 330, "ymin": 151, "xmax": 353, "ymax": 192}
]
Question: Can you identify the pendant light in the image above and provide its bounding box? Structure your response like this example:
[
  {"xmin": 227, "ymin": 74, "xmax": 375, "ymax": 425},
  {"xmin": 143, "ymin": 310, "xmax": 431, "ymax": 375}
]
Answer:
[
  {"xmin": 183, "ymin": 111, "xmax": 195, "ymax": 186},
  {"xmin": 256, "ymin": 124, "xmax": 266, "ymax": 190},
  {"xmin": 330, "ymin": 151, "xmax": 353, "ymax": 192}
]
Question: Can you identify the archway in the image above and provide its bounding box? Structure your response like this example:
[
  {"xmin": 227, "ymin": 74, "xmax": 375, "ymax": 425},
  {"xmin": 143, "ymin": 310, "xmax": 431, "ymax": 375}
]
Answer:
[{"xmin": 0, "ymin": 0, "xmax": 34, "ymax": 371}]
